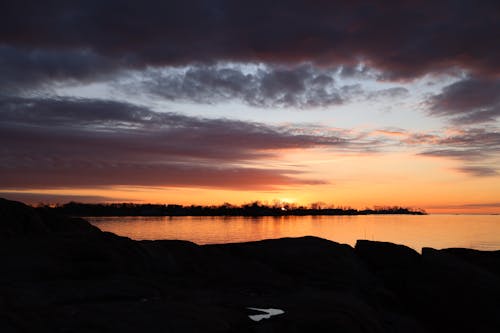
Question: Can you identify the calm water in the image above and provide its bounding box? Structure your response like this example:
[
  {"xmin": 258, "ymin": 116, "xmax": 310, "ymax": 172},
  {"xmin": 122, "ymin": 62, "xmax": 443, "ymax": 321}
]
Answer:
[{"xmin": 87, "ymin": 214, "xmax": 500, "ymax": 251}]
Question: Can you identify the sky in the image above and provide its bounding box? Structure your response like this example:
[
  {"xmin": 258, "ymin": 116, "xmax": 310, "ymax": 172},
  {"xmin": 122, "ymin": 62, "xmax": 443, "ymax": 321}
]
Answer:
[{"xmin": 1, "ymin": 1, "xmax": 500, "ymax": 213}]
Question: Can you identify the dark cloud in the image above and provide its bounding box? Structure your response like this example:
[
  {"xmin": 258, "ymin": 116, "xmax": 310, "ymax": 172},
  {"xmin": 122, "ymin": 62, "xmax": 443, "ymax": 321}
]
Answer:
[
  {"xmin": 429, "ymin": 78, "xmax": 500, "ymax": 124},
  {"xmin": 0, "ymin": 97, "xmax": 345, "ymax": 189},
  {"xmin": 1, "ymin": 1, "xmax": 499, "ymax": 80},
  {"xmin": 134, "ymin": 64, "xmax": 344, "ymax": 108},
  {"xmin": 0, "ymin": 96, "xmax": 346, "ymax": 157},
  {"xmin": 122, "ymin": 64, "xmax": 409, "ymax": 108},
  {"xmin": 0, "ymin": 45, "xmax": 119, "ymax": 94}
]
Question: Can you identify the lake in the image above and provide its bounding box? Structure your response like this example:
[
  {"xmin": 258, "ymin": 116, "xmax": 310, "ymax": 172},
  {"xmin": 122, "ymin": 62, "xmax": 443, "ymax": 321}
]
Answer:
[{"xmin": 87, "ymin": 214, "xmax": 500, "ymax": 251}]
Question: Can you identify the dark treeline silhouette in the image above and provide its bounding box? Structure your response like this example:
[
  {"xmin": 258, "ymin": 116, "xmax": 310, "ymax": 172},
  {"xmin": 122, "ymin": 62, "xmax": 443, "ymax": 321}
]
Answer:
[{"xmin": 40, "ymin": 201, "xmax": 426, "ymax": 216}]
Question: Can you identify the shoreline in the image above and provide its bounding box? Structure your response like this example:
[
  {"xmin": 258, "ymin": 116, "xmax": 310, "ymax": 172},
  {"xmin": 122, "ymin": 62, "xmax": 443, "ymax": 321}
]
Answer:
[
  {"xmin": 76, "ymin": 212, "xmax": 425, "ymax": 217},
  {"xmin": 39, "ymin": 201, "xmax": 426, "ymax": 217}
]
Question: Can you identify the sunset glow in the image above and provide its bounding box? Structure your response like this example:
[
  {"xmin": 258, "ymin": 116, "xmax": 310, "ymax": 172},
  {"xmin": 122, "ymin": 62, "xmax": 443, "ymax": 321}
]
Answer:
[{"xmin": 1, "ymin": 1, "xmax": 499, "ymax": 213}]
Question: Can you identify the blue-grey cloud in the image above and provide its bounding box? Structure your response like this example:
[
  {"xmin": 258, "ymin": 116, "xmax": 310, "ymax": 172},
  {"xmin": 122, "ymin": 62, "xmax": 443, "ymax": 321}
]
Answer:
[
  {"xmin": 0, "ymin": 45, "xmax": 119, "ymax": 94},
  {"xmin": 429, "ymin": 78, "xmax": 500, "ymax": 124},
  {"xmin": 122, "ymin": 64, "xmax": 409, "ymax": 108},
  {"xmin": 132, "ymin": 64, "xmax": 344, "ymax": 108}
]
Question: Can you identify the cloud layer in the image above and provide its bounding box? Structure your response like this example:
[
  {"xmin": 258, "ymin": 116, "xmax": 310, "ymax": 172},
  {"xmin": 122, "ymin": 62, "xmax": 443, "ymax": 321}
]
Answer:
[
  {"xmin": 1, "ymin": 1, "xmax": 499, "ymax": 126},
  {"xmin": 133, "ymin": 64, "xmax": 346, "ymax": 108},
  {"xmin": 124, "ymin": 64, "xmax": 411, "ymax": 108},
  {"xmin": 2, "ymin": 1, "xmax": 499, "ymax": 79},
  {"xmin": 0, "ymin": 45, "xmax": 117, "ymax": 94},
  {"xmin": 0, "ymin": 97, "xmax": 346, "ymax": 189}
]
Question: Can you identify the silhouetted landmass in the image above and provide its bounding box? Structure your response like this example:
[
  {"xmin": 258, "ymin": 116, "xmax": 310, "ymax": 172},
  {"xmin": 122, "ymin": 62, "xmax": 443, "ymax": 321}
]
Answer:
[
  {"xmin": 2, "ymin": 197, "xmax": 498, "ymax": 333},
  {"xmin": 41, "ymin": 201, "xmax": 426, "ymax": 216}
]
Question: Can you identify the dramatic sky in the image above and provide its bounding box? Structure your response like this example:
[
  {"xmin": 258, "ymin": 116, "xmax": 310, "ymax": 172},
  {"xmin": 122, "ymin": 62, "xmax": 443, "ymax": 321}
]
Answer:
[{"xmin": 1, "ymin": 0, "xmax": 500, "ymax": 213}]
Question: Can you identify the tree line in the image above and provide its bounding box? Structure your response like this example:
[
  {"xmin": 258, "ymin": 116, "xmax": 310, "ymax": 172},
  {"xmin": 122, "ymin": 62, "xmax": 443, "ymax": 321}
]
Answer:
[{"xmin": 39, "ymin": 201, "xmax": 426, "ymax": 216}]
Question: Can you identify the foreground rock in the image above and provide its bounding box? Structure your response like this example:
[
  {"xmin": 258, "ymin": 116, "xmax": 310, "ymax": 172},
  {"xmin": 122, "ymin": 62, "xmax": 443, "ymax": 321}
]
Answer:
[{"xmin": 0, "ymin": 198, "xmax": 499, "ymax": 332}]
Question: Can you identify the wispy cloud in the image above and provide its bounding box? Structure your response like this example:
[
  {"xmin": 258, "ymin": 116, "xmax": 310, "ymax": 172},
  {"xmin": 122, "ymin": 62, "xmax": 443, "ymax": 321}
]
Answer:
[
  {"xmin": 365, "ymin": 126, "xmax": 500, "ymax": 178},
  {"xmin": 418, "ymin": 149, "xmax": 485, "ymax": 160},
  {"xmin": 456, "ymin": 166, "xmax": 498, "ymax": 177},
  {"xmin": 410, "ymin": 128, "xmax": 500, "ymax": 177},
  {"xmin": 427, "ymin": 202, "xmax": 500, "ymax": 210}
]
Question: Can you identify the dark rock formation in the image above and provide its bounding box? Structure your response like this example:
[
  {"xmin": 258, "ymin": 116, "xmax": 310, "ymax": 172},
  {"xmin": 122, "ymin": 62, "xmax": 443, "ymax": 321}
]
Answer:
[
  {"xmin": 0, "ymin": 198, "xmax": 499, "ymax": 332},
  {"xmin": 0, "ymin": 198, "xmax": 100, "ymax": 237}
]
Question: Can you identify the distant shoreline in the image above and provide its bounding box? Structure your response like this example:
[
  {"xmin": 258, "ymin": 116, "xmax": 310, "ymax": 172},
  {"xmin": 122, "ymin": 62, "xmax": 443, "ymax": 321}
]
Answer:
[
  {"xmin": 39, "ymin": 202, "xmax": 426, "ymax": 217},
  {"xmin": 78, "ymin": 212, "xmax": 426, "ymax": 217}
]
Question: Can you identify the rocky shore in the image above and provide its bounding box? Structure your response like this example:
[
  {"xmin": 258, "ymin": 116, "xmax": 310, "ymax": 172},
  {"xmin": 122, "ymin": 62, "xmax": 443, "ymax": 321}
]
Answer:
[{"xmin": 1, "ymin": 198, "xmax": 499, "ymax": 332}]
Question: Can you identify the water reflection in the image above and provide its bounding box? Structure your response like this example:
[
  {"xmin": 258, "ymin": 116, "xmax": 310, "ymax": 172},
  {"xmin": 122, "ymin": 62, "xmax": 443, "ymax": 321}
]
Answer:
[{"xmin": 87, "ymin": 214, "xmax": 500, "ymax": 251}]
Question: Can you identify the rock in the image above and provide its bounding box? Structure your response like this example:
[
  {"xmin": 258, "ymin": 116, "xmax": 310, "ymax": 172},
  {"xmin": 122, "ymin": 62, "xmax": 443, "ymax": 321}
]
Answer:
[
  {"xmin": 353, "ymin": 240, "xmax": 425, "ymax": 330},
  {"xmin": 405, "ymin": 248, "xmax": 500, "ymax": 333},
  {"xmin": 1, "ymin": 197, "xmax": 500, "ymax": 332},
  {"xmin": 0, "ymin": 198, "xmax": 49, "ymax": 237},
  {"xmin": 441, "ymin": 247, "xmax": 500, "ymax": 276},
  {"xmin": 0, "ymin": 198, "xmax": 99, "ymax": 238},
  {"xmin": 35, "ymin": 207, "xmax": 101, "ymax": 234},
  {"xmin": 355, "ymin": 240, "xmax": 420, "ymax": 270}
]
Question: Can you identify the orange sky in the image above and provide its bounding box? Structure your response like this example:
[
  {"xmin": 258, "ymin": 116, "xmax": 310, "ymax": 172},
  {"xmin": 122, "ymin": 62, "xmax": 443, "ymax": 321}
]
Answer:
[
  {"xmin": 3, "ymin": 150, "xmax": 499, "ymax": 214},
  {"xmin": 1, "ymin": 3, "xmax": 500, "ymax": 213}
]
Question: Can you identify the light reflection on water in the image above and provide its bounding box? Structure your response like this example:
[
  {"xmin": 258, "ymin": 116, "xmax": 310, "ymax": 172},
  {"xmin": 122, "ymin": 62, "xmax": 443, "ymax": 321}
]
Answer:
[{"xmin": 87, "ymin": 214, "xmax": 500, "ymax": 251}]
